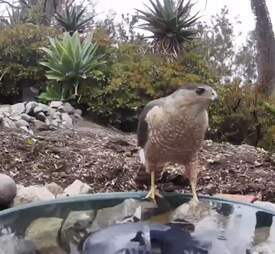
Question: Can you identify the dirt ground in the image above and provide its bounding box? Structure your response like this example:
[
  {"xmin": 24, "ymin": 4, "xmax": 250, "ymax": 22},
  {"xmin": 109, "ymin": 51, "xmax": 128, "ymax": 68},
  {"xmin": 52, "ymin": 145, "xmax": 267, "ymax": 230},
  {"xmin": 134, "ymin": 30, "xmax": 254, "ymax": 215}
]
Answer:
[{"xmin": 0, "ymin": 125, "xmax": 274, "ymax": 202}]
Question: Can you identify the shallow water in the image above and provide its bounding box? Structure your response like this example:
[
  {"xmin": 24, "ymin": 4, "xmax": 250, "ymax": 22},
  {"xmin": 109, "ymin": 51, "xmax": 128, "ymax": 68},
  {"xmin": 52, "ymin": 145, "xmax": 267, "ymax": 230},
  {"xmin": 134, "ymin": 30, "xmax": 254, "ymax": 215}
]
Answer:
[{"xmin": 0, "ymin": 194, "xmax": 274, "ymax": 254}]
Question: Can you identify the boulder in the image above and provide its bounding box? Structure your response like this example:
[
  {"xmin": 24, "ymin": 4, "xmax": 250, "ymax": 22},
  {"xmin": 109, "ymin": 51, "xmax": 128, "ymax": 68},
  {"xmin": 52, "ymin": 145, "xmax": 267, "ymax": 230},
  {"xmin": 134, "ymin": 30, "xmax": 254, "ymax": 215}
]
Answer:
[
  {"xmin": 45, "ymin": 182, "xmax": 64, "ymax": 197},
  {"xmin": 2, "ymin": 117, "xmax": 16, "ymax": 128},
  {"xmin": 0, "ymin": 105, "xmax": 11, "ymax": 115},
  {"xmin": 50, "ymin": 119, "xmax": 61, "ymax": 128},
  {"xmin": 25, "ymin": 217, "xmax": 63, "ymax": 249},
  {"xmin": 49, "ymin": 101, "xmax": 63, "ymax": 109},
  {"xmin": 33, "ymin": 104, "xmax": 49, "ymax": 114},
  {"xmin": 36, "ymin": 112, "xmax": 46, "ymax": 122},
  {"xmin": 11, "ymin": 102, "xmax": 26, "ymax": 115},
  {"xmin": 61, "ymin": 113, "xmax": 73, "ymax": 128},
  {"xmin": 20, "ymin": 126, "xmax": 33, "ymax": 135},
  {"xmin": 9, "ymin": 115, "xmax": 22, "ymax": 121},
  {"xmin": 0, "ymin": 174, "xmax": 17, "ymax": 206},
  {"xmin": 21, "ymin": 113, "xmax": 33, "ymax": 123},
  {"xmin": 74, "ymin": 109, "xmax": 82, "ymax": 120},
  {"xmin": 33, "ymin": 119, "xmax": 51, "ymax": 131},
  {"xmin": 60, "ymin": 210, "xmax": 95, "ymax": 250},
  {"xmin": 63, "ymin": 102, "xmax": 75, "ymax": 114},
  {"xmin": 14, "ymin": 185, "xmax": 55, "ymax": 206},
  {"xmin": 63, "ymin": 180, "xmax": 91, "ymax": 197},
  {"xmin": 25, "ymin": 101, "xmax": 38, "ymax": 115},
  {"xmin": 51, "ymin": 111, "xmax": 61, "ymax": 120},
  {"xmin": 15, "ymin": 119, "xmax": 29, "ymax": 128}
]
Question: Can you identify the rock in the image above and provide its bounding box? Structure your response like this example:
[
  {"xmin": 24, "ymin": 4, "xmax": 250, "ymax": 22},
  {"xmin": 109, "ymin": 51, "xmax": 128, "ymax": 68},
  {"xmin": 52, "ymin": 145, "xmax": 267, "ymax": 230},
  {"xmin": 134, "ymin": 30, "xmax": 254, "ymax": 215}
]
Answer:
[
  {"xmin": 11, "ymin": 102, "xmax": 26, "ymax": 115},
  {"xmin": 14, "ymin": 185, "xmax": 55, "ymax": 206},
  {"xmin": 0, "ymin": 105, "xmax": 11, "ymax": 115},
  {"xmin": 74, "ymin": 109, "xmax": 82, "ymax": 116},
  {"xmin": 61, "ymin": 113, "xmax": 73, "ymax": 127},
  {"xmin": 51, "ymin": 111, "xmax": 61, "ymax": 120},
  {"xmin": 1, "ymin": 117, "xmax": 16, "ymax": 128},
  {"xmin": 73, "ymin": 113, "xmax": 82, "ymax": 120},
  {"xmin": 25, "ymin": 101, "xmax": 38, "ymax": 115},
  {"xmin": 36, "ymin": 111, "xmax": 46, "ymax": 122},
  {"xmin": 0, "ymin": 234, "xmax": 37, "ymax": 254},
  {"xmin": 60, "ymin": 210, "xmax": 95, "ymax": 249},
  {"xmin": 63, "ymin": 102, "xmax": 75, "ymax": 114},
  {"xmin": 89, "ymin": 199, "xmax": 156, "ymax": 232},
  {"xmin": 9, "ymin": 115, "xmax": 22, "ymax": 121},
  {"xmin": 20, "ymin": 126, "xmax": 33, "ymax": 135},
  {"xmin": 25, "ymin": 217, "xmax": 63, "ymax": 249},
  {"xmin": 33, "ymin": 119, "xmax": 50, "ymax": 131},
  {"xmin": 171, "ymin": 200, "xmax": 212, "ymax": 224},
  {"xmin": 21, "ymin": 113, "xmax": 33, "ymax": 123},
  {"xmin": 63, "ymin": 180, "xmax": 91, "ymax": 197},
  {"xmin": 33, "ymin": 104, "xmax": 49, "ymax": 114},
  {"xmin": 15, "ymin": 119, "xmax": 29, "ymax": 128},
  {"xmin": 50, "ymin": 119, "xmax": 61, "ymax": 127},
  {"xmin": 0, "ymin": 174, "xmax": 17, "ymax": 206},
  {"xmin": 49, "ymin": 101, "xmax": 63, "ymax": 109},
  {"xmin": 73, "ymin": 109, "xmax": 82, "ymax": 120},
  {"xmin": 46, "ymin": 182, "xmax": 64, "ymax": 197},
  {"xmin": 40, "ymin": 247, "xmax": 67, "ymax": 254}
]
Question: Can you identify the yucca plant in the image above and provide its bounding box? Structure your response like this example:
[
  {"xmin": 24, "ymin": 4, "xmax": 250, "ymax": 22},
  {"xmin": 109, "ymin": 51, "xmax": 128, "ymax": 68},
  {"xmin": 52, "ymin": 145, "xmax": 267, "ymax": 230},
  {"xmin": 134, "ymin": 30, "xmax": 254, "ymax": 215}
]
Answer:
[
  {"xmin": 40, "ymin": 32, "xmax": 105, "ymax": 100},
  {"xmin": 137, "ymin": 0, "xmax": 199, "ymax": 59},
  {"xmin": 55, "ymin": 2, "xmax": 94, "ymax": 35}
]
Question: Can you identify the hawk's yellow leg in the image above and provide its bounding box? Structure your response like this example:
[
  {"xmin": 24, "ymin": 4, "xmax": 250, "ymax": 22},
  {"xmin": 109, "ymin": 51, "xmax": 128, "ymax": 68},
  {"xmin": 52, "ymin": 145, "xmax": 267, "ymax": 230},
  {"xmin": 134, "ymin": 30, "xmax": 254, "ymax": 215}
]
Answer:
[{"xmin": 145, "ymin": 171, "xmax": 162, "ymax": 202}]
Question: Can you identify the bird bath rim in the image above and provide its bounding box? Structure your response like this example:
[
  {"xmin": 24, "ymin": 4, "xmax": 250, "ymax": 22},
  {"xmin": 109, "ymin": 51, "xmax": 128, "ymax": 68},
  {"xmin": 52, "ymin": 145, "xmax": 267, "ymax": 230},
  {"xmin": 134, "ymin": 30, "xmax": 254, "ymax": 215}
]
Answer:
[{"xmin": 1, "ymin": 191, "xmax": 274, "ymax": 217}]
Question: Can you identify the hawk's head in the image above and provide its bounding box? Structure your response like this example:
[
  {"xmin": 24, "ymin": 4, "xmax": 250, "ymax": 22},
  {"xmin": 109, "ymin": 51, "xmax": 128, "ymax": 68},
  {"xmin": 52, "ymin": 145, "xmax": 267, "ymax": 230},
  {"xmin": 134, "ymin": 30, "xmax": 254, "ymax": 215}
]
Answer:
[{"xmin": 168, "ymin": 84, "xmax": 218, "ymax": 110}]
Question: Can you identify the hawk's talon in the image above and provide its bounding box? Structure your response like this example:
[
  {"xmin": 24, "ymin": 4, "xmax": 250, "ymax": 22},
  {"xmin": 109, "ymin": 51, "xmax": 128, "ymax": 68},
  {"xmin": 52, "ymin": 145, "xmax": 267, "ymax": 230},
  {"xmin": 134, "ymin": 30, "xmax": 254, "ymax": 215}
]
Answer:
[
  {"xmin": 143, "ymin": 170, "xmax": 162, "ymax": 203},
  {"xmin": 144, "ymin": 187, "xmax": 162, "ymax": 203}
]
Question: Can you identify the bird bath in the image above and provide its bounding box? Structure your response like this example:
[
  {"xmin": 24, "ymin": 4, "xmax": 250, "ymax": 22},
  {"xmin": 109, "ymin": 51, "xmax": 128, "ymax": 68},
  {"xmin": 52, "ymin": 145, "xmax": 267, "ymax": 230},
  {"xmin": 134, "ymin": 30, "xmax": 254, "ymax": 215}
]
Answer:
[{"xmin": 0, "ymin": 192, "xmax": 275, "ymax": 253}]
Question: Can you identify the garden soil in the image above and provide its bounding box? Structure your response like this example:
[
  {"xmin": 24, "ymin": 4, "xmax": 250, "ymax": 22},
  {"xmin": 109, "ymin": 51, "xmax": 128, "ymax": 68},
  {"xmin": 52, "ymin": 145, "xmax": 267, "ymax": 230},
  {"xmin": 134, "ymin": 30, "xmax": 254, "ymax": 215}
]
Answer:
[{"xmin": 0, "ymin": 125, "xmax": 274, "ymax": 202}]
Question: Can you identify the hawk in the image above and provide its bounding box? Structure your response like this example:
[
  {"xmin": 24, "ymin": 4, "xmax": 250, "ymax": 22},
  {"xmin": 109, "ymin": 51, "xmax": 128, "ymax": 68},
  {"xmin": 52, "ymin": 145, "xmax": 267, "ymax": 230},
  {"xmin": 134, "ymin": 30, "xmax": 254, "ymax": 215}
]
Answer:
[{"xmin": 137, "ymin": 84, "xmax": 218, "ymax": 203}]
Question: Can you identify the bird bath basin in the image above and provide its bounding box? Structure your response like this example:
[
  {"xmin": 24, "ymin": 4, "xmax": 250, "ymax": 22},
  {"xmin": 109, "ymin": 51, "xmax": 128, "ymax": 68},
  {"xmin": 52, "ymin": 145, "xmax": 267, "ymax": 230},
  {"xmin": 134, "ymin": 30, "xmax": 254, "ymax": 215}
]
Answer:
[{"xmin": 0, "ymin": 192, "xmax": 275, "ymax": 254}]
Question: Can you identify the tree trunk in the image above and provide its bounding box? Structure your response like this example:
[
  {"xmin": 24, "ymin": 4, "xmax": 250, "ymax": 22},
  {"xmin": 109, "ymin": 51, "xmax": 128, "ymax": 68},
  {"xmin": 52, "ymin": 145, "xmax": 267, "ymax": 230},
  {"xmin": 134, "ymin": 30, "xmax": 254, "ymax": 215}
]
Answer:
[{"xmin": 251, "ymin": 0, "xmax": 275, "ymax": 96}]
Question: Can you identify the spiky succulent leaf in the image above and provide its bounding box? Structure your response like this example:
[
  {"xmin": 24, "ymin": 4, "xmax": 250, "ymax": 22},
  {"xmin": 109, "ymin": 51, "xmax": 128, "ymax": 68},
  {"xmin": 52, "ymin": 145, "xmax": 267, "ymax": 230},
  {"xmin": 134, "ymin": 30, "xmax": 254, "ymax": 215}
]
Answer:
[
  {"xmin": 40, "ymin": 32, "xmax": 105, "ymax": 99},
  {"xmin": 55, "ymin": 4, "xmax": 94, "ymax": 34},
  {"xmin": 137, "ymin": 0, "xmax": 199, "ymax": 59}
]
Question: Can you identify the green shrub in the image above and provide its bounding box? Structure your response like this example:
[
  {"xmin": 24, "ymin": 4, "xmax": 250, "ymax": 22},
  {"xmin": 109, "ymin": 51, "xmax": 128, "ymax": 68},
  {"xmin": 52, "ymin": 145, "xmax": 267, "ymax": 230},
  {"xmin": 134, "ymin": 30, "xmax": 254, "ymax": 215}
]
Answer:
[
  {"xmin": 80, "ymin": 42, "xmax": 217, "ymax": 131},
  {"xmin": 0, "ymin": 24, "xmax": 59, "ymax": 101},
  {"xmin": 208, "ymin": 81, "xmax": 275, "ymax": 151}
]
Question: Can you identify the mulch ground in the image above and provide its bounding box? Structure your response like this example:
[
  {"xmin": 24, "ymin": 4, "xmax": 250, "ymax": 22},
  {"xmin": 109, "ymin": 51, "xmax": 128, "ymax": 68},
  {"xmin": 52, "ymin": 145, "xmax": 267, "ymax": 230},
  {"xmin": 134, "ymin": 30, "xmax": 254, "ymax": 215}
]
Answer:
[{"xmin": 0, "ymin": 127, "xmax": 274, "ymax": 202}]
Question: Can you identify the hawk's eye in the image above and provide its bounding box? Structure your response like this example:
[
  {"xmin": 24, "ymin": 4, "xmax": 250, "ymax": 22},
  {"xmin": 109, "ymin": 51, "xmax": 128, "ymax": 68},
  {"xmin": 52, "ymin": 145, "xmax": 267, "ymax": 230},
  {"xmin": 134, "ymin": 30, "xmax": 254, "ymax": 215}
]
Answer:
[{"xmin": 196, "ymin": 87, "xmax": 206, "ymax": 95}]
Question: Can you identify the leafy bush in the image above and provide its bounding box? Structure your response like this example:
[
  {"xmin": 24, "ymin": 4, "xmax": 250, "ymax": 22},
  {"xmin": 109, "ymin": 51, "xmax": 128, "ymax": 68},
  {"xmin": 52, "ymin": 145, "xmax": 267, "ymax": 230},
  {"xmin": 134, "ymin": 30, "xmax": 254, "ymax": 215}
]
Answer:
[
  {"xmin": 80, "ymin": 42, "xmax": 216, "ymax": 131},
  {"xmin": 208, "ymin": 81, "xmax": 275, "ymax": 151},
  {"xmin": 0, "ymin": 24, "xmax": 59, "ymax": 102}
]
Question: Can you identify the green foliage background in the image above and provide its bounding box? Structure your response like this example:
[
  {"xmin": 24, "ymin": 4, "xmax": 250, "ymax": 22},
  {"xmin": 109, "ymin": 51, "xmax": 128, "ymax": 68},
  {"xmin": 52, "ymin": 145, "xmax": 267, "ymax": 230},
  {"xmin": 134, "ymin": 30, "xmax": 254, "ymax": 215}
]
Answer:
[
  {"xmin": 0, "ymin": 5, "xmax": 274, "ymax": 152},
  {"xmin": 79, "ymin": 41, "xmax": 216, "ymax": 130},
  {"xmin": 0, "ymin": 24, "xmax": 59, "ymax": 100}
]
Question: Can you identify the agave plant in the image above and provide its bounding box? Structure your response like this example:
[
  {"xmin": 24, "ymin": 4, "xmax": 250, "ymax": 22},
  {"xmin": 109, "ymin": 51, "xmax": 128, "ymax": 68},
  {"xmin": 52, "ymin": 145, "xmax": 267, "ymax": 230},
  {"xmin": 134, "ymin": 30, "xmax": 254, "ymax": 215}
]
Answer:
[
  {"xmin": 55, "ymin": 2, "xmax": 95, "ymax": 35},
  {"xmin": 137, "ymin": 0, "xmax": 199, "ymax": 59},
  {"xmin": 40, "ymin": 32, "xmax": 105, "ymax": 100}
]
